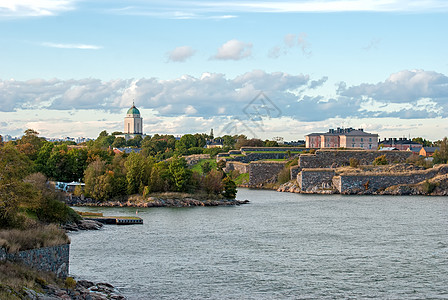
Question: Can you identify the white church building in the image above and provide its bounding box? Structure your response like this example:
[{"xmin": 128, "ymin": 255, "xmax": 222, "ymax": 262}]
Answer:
[{"xmin": 117, "ymin": 103, "xmax": 146, "ymax": 140}]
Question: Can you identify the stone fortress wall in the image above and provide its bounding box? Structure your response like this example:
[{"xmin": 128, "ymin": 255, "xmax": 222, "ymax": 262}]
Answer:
[
  {"xmin": 0, "ymin": 244, "xmax": 70, "ymax": 278},
  {"xmin": 332, "ymin": 165, "xmax": 448, "ymax": 194},
  {"xmin": 224, "ymin": 161, "xmax": 249, "ymax": 174},
  {"xmin": 248, "ymin": 161, "xmax": 287, "ymax": 186},
  {"xmin": 299, "ymin": 150, "xmax": 412, "ymax": 169}
]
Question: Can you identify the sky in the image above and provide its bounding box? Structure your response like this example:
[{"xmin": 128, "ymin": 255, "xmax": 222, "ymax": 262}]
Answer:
[{"xmin": 1, "ymin": 0, "xmax": 448, "ymax": 141}]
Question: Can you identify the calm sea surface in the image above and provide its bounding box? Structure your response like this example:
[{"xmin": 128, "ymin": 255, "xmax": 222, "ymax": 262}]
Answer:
[{"xmin": 69, "ymin": 189, "xmax": 448, "ymax": 299}]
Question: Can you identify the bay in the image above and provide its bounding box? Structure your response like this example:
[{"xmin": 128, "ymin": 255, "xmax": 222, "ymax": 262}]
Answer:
[{"xmin": 69, "ymin": 188, "xmax": 448, "ymax": 299}]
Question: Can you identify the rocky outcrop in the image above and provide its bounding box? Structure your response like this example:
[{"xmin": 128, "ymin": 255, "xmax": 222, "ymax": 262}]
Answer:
[{"xmin": 63, "ymin": 219, "xmax": 104, "ymax": 232}]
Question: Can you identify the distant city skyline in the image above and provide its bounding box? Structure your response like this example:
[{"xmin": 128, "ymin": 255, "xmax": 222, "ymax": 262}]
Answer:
[{"xmin": 1, "ymin": 0, "xmax": 448, "ymax": 140}]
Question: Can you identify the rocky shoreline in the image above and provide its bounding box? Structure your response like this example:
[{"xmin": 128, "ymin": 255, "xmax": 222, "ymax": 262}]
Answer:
[{"xmin": 65, "ymin": 196, "xmax": 250, "ymax": 208}]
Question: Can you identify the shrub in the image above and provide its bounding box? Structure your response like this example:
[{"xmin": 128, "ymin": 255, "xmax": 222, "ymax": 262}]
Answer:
[
  {"xmin": 277, "ymin": 167, "xmax": 291, "ymax": 184},
  {"xmin": 64, "ymin": 277, "xmax": 77, "ymax": 289},
  {"xmin": 222, "ymin": 177, "xmax": 237, "ymax": 199},
  {"xmin": 422, "ymin": 180, "xmax": 436, "ymax": 194},
  {"xmin": 349, "ymin": 158, "xmax": 360, "ymax": 168},
  {"xmin": 373, "ymin": 155, "xmax": 388, "ymax": 166}
]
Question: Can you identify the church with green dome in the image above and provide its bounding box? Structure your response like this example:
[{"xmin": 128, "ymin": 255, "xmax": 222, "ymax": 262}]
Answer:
[{"xmin": 123, "ymin": 102, "xmax": 143, "ymax": 137}]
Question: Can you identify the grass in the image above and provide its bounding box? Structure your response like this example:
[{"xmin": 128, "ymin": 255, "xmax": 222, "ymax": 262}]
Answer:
[
  {"xmin": 0, "ymin": 261, "xmax": 64, "ymax": 299},
  {"xmin": 260, "ymin": 159, "xmax": 287, "ymax": 161},
  {"xmin": 234, "ymin": 173, "xmax": 249, "ymax": 186},
  {"xmin": 244, "ymin": 151, "xmax": 303, "ymax": 154},
  {"xmin": 190, "ymin": 159, "xmax": 218, "ymax": 174},
  {"xmin": 0, "ymin": 224, "xmax": 69, "ymax": 253},
  {"xmin": 75, "ymin": 211, "xmax": 103, "ymax": 217}
]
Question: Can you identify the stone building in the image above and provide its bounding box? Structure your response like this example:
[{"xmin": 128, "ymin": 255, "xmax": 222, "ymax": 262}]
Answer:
[
  {"xmin": 306, "ymin": 127, "xmax": 378, "ymax": 150},
  {"xmin": 379, "ymin": 138, "xmax": 423, "ymax": 151},
  {"xmin": 124, "ymin": 103, "xmax": 143, "ymax": 135}
]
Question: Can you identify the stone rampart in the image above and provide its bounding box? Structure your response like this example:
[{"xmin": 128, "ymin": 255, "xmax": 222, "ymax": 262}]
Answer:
[
  {"xmin": 297, "ymin": 169, "xmax": 335, "ymax": 192},
  {"xmin": 241, "ymin": 147, "xmax": 307, "ymax": 153},
  {"xmin": 0, "ymin": 244, "xmax": 70, "ymax": 278},
  {"xmin": 334, "ymin": 166, "xmax": 448, "ymax": 194},
  {"xmin": 225, "ymin": 161, "xmax": 249, "ymax": 174},
  {"xmin": 299, "ymin": 150, "xmax": 412, "ymax": 169},
  {"xmin": 290, "ymin": 165, "xmax": 300, "ymax": 180},
  {"xmin": 248, "ymin": 161, "xmax": 287, "ymax": 186}
]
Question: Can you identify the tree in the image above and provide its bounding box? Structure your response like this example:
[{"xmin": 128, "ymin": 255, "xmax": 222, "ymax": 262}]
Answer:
[
  {"xmin": 222, "ymin": 176, "xmax": 237, "ymax": 199},
  {"xmin": 176, "ymin": 134, "xmax": 197, "ymax": 154},
  {"xmin": 0, "ymin": 144, "xmax": 33, "ymax": 228},
  {"xmin": 433, "ymin": 137, "xmax": 448, "ymax": 164},
  {"xmin": 412, "ymin": 137, "xmax": 432, "ymax": 147},
  {"xmin": 112, "ymin": 137, "xmax": 127, "ymax": 148},
  {"xmin": 124, "ymin": 152, "xmax": 146, "ymax": 194},
  {"xmin": 168, "ymin": 157, "xmax": 192, "ymax": 192},
  {"xmin": 127, "ymin": 135, "xmax": 143, "ymax": 148},
  {"xmin": 202, "ymin": 170, "xmax": 223, "ymax": 194},
  {"xmin": 17, "ymin": 129, "xmax": 45, "ymax": 160}
]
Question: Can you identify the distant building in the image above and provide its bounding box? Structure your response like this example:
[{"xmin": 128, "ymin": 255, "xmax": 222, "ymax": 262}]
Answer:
[
  {"xmin": 419, "ymin": 147, "xmax": 439, "ymax": 157},
  {"xmin": 116, "ymin": 103, "xmax": 146, "ymax": 141},
  {"xmin": 306, "ymin": 127, "xmax": 378, "ymax": 150},
  {"xmin": 379, "ymin": 138, "xmax": 423, "ymax": 151},
  {"xmin": 113, "ymin": 147, "xmax": 142, "ymax": 155},
  {"xmin": 206, "ymin": 141, "xmax": 223, "ymax": 148}
]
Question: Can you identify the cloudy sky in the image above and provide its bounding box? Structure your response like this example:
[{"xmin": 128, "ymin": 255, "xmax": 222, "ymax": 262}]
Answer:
[{"xmin": 1, "ymin": 0, "xmax": 448, "ymax": 141}]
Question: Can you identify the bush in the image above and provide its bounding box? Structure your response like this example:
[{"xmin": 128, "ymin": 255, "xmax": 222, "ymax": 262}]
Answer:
[
  {"xmin": 277, "ymin": 167, "xmax": 291, "ymax": 184},
  {"xmin": 373, "ymin": 155, "xmax": 388, "ymax": 166},
  {"xmin": 222, "ymin": 177, "xmax": 237, "ymax": 199},
  {"xmin": 64, "ymin": 277, "xmax": 77, "ymax": 289},
  {"xmin": 422, "ymin": 180, "xmax": 436, "ymax": 194},
  {"xmin": 349, "ymin": 158, "xmax": 360, "ymax": 168}
]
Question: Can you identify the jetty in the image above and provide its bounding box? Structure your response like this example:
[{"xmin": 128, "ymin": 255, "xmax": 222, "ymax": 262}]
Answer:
[{"xmin": 76, "ymin": 211, "xmax": 143, "ymax": 225}]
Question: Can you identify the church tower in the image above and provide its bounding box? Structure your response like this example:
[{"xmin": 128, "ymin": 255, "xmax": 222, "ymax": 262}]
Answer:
[{"xmin": 124, "ymin": 102, "xmax": 143, "ymax": 134}]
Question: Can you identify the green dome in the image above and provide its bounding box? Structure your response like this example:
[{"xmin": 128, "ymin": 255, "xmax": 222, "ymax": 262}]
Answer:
[{"xmin": 127, "ymin": 105, "xmax": 140, "ymax": 115}]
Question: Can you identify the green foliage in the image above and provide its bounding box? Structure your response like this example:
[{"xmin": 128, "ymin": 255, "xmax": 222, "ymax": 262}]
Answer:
[
  {"xmin": 433, "ymin": 137, "xmax": 448, "ymax": 164},
  {"xmin": 422, "ymin": 180, "xmax": 436, "ymax": 194},
  {"xmin": 201, "ymin": 161, "xmax": 212, "ymax": 174},
  {"xmin": 168, "ymin": 157, "xmax": 192, "ymax": 192},
  {"xmin": 65, "ymin": 277, "xmax": 77, "ymax": 290},
  {"xmin": 125, "ymin": 153, "xmax": 146, "ymax": 194},
  {"xmin": 277, "ymin": 167, "xmax": 291, "ymax": 184},
  {"xmin": 222, "ymin": 176, "xmax": 237, "ymax": 199},
  {"xmin": 406, "ymin": 154, "xmax": 433, "ymax": 168},
  {"xmin": 349, "ymin": 158, "xmax": 360, "ymax": 168},
  {"xmin": 203, "ymin": 146, "xmax": 229, "ymax": 157},
  {"xmin": 0, "ymin": 145, "xmax": 34, "ymax": 228},
  {"xmin": 127, "ymin": 135, "xmax": 143, "ymax": 148},
  {"xmin": 217, "ymin": 160, "xmax": 226, "ymax": 170},
  {"xmin": 264, "ymin": 140, "xmax": 279, "ymax": 147},
  {"xmin": 412, "ymin": 137, "xmax": 432, "ymax": 147},
  {"xmin": 112, "ymin": 137, "xmax": 127, "ymax": 148},
  {"xmin": 373, "ymin": 155, "xmax": 388, "ymax": 166},
  {"xmin": 202, "ymin": 170, "xmax": 224, "ymax": 194},
  {"xmin": 235, "ymin": 137, "xmax": 263, "ymax": 149}
]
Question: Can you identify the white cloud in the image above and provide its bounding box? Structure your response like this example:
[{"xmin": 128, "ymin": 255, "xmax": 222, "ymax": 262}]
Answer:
[
  {"xmin": 269, "ymin": 33, "xmax": 311, "ymax": 59},
  {"xmin": 0, "ymin": 0, "xmax": 75, "ymax": 17},
  {"xmin": 41, "ymin": 42, "xmax": 102, "ymax": 50},
  {"xmin": 175, "ymin": 0, "xmax": 448, "ymax": 13},
  {"xmin": 212, "ymin": 39, "xmax": 252, "ymax": 60},
  {"xmin": 167, "ymin": 46, "xmax": 196, "ymax": 62}
]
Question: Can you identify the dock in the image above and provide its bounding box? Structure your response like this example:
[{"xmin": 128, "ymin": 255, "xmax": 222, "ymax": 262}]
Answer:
[{"xmin": 84, "ymin": 216, "xmax": 143, "ymax": 225}]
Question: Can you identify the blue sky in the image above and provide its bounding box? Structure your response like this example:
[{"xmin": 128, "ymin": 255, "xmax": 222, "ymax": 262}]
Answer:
[{"xmin": 1, "ymin": 0, "xmax": 448, "ymax": 141}]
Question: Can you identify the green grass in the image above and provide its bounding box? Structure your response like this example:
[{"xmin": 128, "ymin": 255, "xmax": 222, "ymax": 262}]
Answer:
[
  {"xmin": 244, "ymin": 151, "xmax": 303, "ymax": 154},
  {"xmin": 234, "ymin": 173, "xmax": 249, "ymax": 186},
  {"xmin": 190, "ymin": 159, "xmax": 218, "ymax": 174}
]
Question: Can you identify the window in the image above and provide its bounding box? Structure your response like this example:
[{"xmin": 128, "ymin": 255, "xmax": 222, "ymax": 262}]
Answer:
[
  {"xmin": 369, "ymin": 138, "xmax": 372, "ymax": 142},
  {"xmin": 360, "ymin": 143, "xmax": 364, "ymax": 148},
  {"xmin": 352, "ymin": 144, "xmax": 355, "ymax": 147},
  {"xmin": 361, "ymin": 138, "xmax": 363, "ymax": 142},
  {"xmin": 369, "ymin": 144, "xmax": 372, "ymax": 149},
  {"xmin": 352, "ymin": 138, "xmax": 355, "ymax": 142}
]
